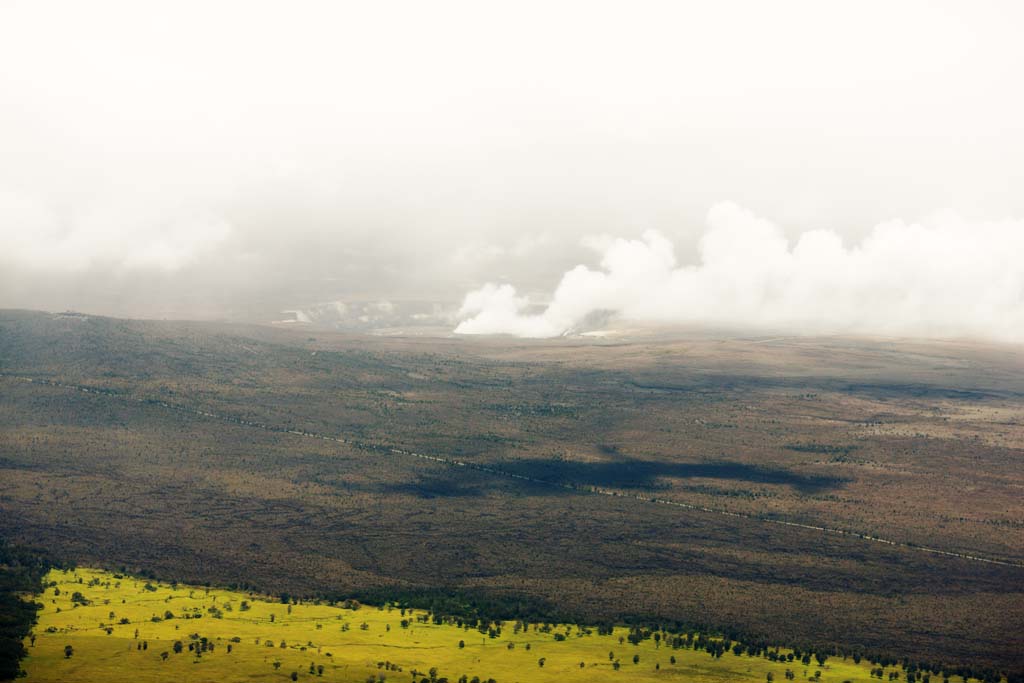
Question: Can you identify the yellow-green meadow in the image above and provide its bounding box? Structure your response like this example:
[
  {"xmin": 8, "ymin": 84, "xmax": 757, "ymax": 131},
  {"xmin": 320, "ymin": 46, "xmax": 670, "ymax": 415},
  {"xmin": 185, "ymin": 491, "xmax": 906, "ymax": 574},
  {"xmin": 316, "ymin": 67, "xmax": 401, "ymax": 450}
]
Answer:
[{"xmin": 22, "ymin": 568, "xmax": 934, "ymax": 683}]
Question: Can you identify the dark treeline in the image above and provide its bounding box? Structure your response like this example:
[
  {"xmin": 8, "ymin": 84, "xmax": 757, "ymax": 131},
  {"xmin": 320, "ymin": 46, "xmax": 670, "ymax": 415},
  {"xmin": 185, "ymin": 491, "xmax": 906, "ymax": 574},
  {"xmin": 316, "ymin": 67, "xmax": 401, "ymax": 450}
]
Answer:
[
  {"xmin": 0, "ymin": 540, "xmax": 67, "ymax": 681},
  {"xmin": 35, "ymin": 559, "xmax": 1024, "ymax": 683},
  {"xmin": 309, "ymin": 585, "xmax": 1017, "ymax": 683},
  {"xmin": 375, "ymin": 589, "xmax": 1016, "ymax": 683},
  {"xmin": 184, "ymin": 575, "xmax": 1021, "ymax": 683},
  {"xmin": 340, "ymin": 586, "xmax": 567, "ymax": 627},
  {"xmin": 617, "ymin": 626, "xmax": 1015, "ymax": 683}
]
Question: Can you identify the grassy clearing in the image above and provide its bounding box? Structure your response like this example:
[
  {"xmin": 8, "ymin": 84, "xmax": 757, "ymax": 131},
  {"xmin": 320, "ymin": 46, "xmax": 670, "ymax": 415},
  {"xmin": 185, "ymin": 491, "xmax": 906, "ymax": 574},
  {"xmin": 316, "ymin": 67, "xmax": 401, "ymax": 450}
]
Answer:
[{"xmin": 22, "ymin": 568, "xmax": 924, "ymax": 683}]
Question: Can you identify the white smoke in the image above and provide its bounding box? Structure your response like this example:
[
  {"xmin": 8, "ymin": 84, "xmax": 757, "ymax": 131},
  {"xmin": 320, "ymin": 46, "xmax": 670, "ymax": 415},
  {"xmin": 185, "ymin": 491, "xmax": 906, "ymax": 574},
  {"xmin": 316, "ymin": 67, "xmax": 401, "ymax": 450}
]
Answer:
[{"xmin": 455, "ymin": 202, "xmax": 1024, "ymax": 341}]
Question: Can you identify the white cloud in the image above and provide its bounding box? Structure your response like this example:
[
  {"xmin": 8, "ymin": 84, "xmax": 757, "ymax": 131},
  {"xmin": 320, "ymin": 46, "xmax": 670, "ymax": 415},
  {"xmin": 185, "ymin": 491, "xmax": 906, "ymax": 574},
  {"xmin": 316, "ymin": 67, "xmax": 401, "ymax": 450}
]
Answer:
[
  {"xmin": 0, "ymin": 190, "xmax": 232, "ymax": 273},
  {"xmin": 455, "ymin": 202, "xmax": 1024, "ymax": 341},
  {"xmin": 3, "ymin": 3, "xmax": 1024, "ymax": 320},
  {"xmin": 451, "ymin": 243, "xmax": 507, "ymax": 266},
  {"xmin": 451, "ymin": 234, "xmax": 553, "ymax": 267}
]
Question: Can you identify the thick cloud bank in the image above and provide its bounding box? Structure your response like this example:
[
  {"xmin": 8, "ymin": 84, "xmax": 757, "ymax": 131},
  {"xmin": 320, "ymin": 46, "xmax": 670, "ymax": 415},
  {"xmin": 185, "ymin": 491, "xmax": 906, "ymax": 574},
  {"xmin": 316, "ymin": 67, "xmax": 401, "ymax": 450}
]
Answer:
[
  {"xmin": 455, "ymin": 203, "xmax": 1024, "ymax": 341},
  {"xmin": 0, "ymin": 191, "xmax": 231, "ymax": 273}
]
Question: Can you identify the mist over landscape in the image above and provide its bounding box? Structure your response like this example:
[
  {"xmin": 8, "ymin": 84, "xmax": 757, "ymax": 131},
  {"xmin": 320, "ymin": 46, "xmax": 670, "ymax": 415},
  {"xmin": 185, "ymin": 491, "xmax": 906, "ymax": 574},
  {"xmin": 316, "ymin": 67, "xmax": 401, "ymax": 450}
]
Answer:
[
  {"xmin": 2, "ymin": 3, "xmax": 1023, "ymax": 683},
  {"xmin": 3, "ymin": 1, "xmax": 1024, "ymax": 340}
]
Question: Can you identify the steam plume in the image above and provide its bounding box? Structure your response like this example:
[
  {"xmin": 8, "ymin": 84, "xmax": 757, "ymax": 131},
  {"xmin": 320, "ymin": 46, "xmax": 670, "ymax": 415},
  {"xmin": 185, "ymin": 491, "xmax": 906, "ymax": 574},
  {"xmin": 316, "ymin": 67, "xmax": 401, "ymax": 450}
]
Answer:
[{"xmin": 456, "ymin": 202, "xmax": 1024, "ymax": 341}]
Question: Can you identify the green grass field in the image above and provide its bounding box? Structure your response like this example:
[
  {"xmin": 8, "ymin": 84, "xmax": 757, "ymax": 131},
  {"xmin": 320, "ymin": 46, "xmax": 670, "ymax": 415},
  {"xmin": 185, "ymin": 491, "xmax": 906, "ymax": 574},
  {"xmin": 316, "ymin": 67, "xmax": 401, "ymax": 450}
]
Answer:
[{"xmin": 20, "ymin": 568, "xmax": 931, "ymax": 683}]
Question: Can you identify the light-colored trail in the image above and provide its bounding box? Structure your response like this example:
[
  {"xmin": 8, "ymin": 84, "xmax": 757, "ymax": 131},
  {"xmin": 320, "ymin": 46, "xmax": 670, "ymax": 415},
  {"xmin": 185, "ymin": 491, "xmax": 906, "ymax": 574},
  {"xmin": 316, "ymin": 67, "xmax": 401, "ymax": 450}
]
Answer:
[{"xmin": 5, "ymin": 373, "xmax": 1022, "ymax": 569}]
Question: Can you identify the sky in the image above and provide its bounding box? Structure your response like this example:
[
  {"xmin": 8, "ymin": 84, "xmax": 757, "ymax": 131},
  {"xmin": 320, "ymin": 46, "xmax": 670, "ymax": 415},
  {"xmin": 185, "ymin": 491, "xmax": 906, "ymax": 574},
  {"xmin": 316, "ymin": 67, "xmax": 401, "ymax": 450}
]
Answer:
[{"xmin": 2, "ymin": 1, "xmax": 1024, "ymax": 339}]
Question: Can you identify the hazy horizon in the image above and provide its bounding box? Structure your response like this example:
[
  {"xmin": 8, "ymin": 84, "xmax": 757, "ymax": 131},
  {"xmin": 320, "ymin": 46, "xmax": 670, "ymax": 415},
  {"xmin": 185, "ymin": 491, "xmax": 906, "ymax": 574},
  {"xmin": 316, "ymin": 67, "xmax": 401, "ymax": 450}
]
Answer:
[{"xmin": 3, "ymin": 1, "xmax": 1024, "ymax": 340}]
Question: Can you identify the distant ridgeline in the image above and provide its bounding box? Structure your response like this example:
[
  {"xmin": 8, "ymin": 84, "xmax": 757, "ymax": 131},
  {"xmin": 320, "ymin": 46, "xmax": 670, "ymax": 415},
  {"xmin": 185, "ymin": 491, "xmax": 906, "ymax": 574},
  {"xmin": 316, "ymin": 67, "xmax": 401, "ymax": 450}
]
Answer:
[
  {"xmin": 17, "ymin": 566, "xmax": 1018, "ymax": 683},
  {"xmin": 0, "ymin": 540, "xmax": 64, "ymax": 680}
]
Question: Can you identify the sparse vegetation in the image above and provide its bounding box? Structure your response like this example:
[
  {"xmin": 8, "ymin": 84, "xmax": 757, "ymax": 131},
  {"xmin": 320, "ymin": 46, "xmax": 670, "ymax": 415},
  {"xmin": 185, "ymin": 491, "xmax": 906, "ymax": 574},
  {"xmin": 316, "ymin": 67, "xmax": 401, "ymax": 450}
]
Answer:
[
  {"xmin": 0, "ymin": 311, "xmax": 1022, "ymax": 680},
  {"xmin": 22, "ymin": 568, "xmax": 994, "ymax": 683}
]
